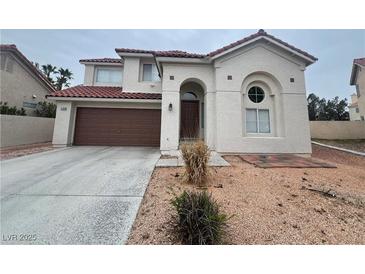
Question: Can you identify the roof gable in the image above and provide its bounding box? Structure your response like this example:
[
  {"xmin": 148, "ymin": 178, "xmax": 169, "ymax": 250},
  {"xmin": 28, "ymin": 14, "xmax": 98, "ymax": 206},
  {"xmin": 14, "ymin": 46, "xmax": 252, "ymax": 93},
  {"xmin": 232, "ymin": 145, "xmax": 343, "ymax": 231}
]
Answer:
[
  {"xmin": 0, "ymin": 44, "xmax": 55, "ymax": 92},
  {"xmin": 208, "ymin": 30, "xmax": 317, "ymax": 65}
]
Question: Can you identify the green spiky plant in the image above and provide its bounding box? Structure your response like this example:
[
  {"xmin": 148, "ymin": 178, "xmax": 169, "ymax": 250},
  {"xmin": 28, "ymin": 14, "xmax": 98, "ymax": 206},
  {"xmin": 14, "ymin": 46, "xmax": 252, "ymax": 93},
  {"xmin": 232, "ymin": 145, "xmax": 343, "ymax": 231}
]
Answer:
[{"xmin": 171, "ymin": 191, "xmax": 228, "ymax": 245}]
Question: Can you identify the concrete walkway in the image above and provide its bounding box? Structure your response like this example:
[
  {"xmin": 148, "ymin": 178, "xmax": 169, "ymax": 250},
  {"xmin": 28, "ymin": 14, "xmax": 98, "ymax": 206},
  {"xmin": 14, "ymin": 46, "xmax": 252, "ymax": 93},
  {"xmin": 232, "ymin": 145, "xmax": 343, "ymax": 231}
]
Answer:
[
  {"xmin": 1, "ymin": 146, "xmax": 160, "ymax": 244},
  {"xmin": 156, "ymin": 151, "xmax": 230, "ymax": 167}
]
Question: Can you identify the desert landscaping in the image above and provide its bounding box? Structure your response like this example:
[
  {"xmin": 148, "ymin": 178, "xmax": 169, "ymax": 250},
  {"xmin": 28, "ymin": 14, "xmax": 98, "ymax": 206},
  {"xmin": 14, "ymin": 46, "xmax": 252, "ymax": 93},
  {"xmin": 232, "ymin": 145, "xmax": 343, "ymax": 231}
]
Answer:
[{"xmin": 128, "ymin": 144, "xmax": 365, "ymax": 245}]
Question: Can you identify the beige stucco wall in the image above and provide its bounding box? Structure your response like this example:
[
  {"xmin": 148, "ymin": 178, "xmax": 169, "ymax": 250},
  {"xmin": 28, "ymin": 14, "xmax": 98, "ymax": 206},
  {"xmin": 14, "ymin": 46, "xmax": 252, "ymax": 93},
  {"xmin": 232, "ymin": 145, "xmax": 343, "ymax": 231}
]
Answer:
[
  {"xmin": 0, "ymin": 52, "xmax": 51, "ymax": 116},
  {"xmin": 0, "ymin": 114, "xmax": 55, "ymax": 147},
  {"xmin": 355, "ymin": 66, "xmax": 365, "ymax": 119},
  {"xmin": 349, "ymin": 106, "xmax": 361, "ymax": 121},
  {"xmin": 52, "ymin": 99, "xmax": 161, "ymax": 146},
  {"xmin": 160, "ymin": 63, "xmax": 215, "ymax": 151},
  {"xmin": 310, "ymin": 121, "xmax": 365, "ymax": 139},
  {"xmin": 122, "ymin": 57, "xmax": 162, "ymax": 92},
  {"xmin": 160, "ymin": 42, "xmax": 312, "ymax": 154}
]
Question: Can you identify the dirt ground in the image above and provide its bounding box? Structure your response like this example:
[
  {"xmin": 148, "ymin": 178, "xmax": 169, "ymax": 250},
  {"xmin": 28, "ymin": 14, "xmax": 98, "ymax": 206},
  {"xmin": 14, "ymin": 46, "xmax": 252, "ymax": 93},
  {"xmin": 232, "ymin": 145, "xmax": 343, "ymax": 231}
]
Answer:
[
  {"xmin": 313, "ymin": 139, "xmax": 365, "ymax": 153},
  {"xmin": 0, "ymin": 142, "xmax": 54, "ymax": 160},
  {"xmin": 128, "ymin": 144, "xmax": 365, "ymax": 245}
]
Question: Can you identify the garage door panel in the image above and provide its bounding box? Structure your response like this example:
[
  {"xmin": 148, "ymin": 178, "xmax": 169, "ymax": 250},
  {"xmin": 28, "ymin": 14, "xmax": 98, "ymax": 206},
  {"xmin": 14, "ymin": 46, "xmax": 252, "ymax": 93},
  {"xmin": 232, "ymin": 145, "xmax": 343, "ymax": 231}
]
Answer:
[{"xmin": 73, "ymin": 108, "xmax": 161, "ymax": 146}]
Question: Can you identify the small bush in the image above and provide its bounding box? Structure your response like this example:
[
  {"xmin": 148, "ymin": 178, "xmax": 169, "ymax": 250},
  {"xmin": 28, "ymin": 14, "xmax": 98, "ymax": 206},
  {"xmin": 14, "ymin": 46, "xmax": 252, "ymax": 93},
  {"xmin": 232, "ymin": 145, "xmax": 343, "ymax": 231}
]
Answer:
[
  {"xmin": 35, "ymin": 101, "xmax": 56, "ymax": 118},
  {"xmin": 180, "ymin": 140, "xmax": 210, "ymax": 186},
  {"xmin": 0, "ymin": 102, "xmax": 26, "ymax": 116},
  {"xmin": 171, "ymin": 190, "xmax": 228, "ymax": 245}
]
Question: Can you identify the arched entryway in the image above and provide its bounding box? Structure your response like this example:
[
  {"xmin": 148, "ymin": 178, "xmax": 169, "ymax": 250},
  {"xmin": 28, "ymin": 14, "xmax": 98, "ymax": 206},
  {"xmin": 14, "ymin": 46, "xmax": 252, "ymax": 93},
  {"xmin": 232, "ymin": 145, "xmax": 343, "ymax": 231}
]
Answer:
[{"xmin": 180, "ymin": 81, "xmax": 205, "ymax": 141}]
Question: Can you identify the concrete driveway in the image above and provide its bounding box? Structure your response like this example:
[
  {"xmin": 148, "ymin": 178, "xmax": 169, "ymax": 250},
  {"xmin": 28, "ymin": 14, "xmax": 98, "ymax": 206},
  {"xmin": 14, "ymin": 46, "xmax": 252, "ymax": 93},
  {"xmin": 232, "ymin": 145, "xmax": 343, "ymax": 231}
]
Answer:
[{"xmin": 1, "ymin": 146, "xmax": 160, "ymax": 244}]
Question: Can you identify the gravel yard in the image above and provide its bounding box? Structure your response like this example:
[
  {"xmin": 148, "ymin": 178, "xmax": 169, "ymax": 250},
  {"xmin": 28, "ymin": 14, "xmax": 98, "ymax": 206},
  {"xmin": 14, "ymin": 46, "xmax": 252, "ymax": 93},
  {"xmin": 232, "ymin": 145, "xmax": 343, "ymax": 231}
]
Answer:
[{"xmin": 128, "ymin": 144, "xmax": 365, "ymax": 244}]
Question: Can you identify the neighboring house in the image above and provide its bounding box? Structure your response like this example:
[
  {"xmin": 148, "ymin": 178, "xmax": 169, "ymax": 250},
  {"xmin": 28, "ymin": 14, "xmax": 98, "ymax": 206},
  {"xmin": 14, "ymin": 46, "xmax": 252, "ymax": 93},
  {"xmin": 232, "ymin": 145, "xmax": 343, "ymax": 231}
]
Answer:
[
  {"xmin": 48, "ymin": 30, "xmax": 317, "ymax": 155},
  {"xmin": 350, "ymin": 58, "xmax": 365, "ymax": 121},
  {"xmin": 348, "ymin": 93, "xmax": 361, "ymax": 121},
  {"xmin": 0, "ymin": 44, "xmax": 55, "ymax": 115}
]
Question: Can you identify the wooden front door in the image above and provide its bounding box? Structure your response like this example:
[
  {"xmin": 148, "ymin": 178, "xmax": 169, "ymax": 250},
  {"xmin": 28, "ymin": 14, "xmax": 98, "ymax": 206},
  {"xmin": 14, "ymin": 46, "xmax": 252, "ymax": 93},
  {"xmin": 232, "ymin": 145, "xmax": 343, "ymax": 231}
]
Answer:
[{"xmin": 180, "ymin": 100, "xmax": 199, "ymax": 139}]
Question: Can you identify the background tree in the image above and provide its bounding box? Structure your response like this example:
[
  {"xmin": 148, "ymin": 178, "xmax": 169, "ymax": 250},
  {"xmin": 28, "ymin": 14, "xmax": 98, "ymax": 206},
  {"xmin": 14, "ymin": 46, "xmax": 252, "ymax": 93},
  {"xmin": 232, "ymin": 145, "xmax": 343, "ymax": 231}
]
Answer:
[
  {"xmin": 41, "ymin": 64, "xmax": 57, "ymax": 84},
  {"xmin": 307, "ymin": 93, "xmax": 349, "ymax": 121},
  {"xmin": 55, "ymin": 68, "xmax": 73, "ymax": 90},
  {"xmin": 307, "ymin": 93, "xmax": 325, "ymax": 121},
  {"xmin": 41, "ymin": 64, "xmax": 73, "ymax": 90},
  {"xmin": 324, "ymin": 96, "xmax": 349, "ymax": 121}
]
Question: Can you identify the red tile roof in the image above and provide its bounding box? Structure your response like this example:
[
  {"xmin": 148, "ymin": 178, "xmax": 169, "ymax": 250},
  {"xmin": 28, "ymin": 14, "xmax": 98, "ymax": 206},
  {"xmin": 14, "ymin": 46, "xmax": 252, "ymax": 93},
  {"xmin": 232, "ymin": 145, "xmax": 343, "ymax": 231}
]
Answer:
[
  {"xmin": 115, "ymin": 48, "xmax": 206, "ymax": 58},
  {"xmin": 46, "ymin": 86, "xmax": 162, "ymax": 100},
  {"xmin": 115, "ymin": 48, "xmax": 154, "ymax": 54},
  {"xmin": 155, "ymin": 50, "xmax": 206, "ymax": 58},
  {"xmin": 0, "ymin": 44, "xmax": 55, "ymax": 92},
  {"xmin": 115, "ymin": 30, "xmax": 317, "ymax": 62},
  {"xmin": 354, "ymin": 58, "xmax": 365, "ymax": 66},
  {"xmin": 79, "ymin": 58, "xmax": 123, "ymax": 64}
]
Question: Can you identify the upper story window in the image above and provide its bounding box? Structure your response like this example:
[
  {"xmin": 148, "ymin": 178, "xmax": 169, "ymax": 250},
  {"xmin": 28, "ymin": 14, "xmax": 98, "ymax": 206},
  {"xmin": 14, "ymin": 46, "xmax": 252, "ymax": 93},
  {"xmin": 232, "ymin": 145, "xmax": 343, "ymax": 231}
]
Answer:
[
  {"xmin": 142, "ymin": 64, "xmax": 159, "ymax": 82},
  {"xmin": 96, "ymin": 68, "xmax": 122, "ymax": 84},
  {"xmin": 248, "ymin": 86, "xmax": 265, "ymax": 103}
]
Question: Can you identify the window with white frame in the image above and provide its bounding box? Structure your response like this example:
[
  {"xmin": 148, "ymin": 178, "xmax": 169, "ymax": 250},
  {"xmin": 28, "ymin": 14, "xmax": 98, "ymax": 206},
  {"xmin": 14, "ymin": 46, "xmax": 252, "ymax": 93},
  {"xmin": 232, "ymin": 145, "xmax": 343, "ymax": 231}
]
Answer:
[
  {"xmin": 142, "ymin": 64, "xmax": 159, "ymax": 82},
  {"xmin": 96, "ymin": 68, "xmax": 122, "ymax": 84},
  {"xmin": 246, "ymin": 109, "xmax": 270, "ymax": 133}
]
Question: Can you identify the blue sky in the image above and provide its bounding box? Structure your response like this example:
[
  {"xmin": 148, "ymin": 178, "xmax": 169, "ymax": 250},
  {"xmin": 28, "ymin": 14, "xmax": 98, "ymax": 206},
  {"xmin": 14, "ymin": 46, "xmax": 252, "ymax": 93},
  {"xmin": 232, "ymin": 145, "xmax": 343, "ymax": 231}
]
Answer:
[{"xmin": 1, "ymin": 29, "xmax": 364, "ymax": 100}]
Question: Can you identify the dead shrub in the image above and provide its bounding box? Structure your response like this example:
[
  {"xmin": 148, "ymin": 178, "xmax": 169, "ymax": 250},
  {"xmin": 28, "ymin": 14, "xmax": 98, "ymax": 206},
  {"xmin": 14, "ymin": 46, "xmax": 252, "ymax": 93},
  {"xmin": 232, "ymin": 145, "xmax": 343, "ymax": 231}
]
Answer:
[{"xmin": 180, "ymin": 140, "xmax": 210, "ymax": 186}]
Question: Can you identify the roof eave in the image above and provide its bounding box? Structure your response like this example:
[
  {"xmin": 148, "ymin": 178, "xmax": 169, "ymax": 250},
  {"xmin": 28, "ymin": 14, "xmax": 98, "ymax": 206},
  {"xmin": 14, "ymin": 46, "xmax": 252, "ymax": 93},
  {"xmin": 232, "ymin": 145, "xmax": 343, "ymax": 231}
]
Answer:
[
  {"xmin": 115, "ymin": 51, "xmax": 154, "ymax": 59},
  {"xmin": 155, "ymin": 56, "xmax": 210, "ymax": 64},
  {"xmin": 350, "ymin": 64, "xmax": 358, "ymax": 85},
  {"xmin": 46, "ymin": 96, "xmax": 161, "ymax": 103}
]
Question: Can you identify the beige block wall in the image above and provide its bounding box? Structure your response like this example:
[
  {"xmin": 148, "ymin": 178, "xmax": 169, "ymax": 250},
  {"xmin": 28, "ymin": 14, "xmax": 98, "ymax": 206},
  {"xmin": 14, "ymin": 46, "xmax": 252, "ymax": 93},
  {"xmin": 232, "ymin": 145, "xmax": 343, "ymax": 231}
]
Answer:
[
  {"xmin": 0, "ymin": 114, "xmax": 55, "ymax": 147},
  {"xmin": 0, "ymin": 52, "xmax": 51, "ymax": 116},
  {"xmin": 310, "ymin": 121, "xmax": 365, "ymax": 140}
]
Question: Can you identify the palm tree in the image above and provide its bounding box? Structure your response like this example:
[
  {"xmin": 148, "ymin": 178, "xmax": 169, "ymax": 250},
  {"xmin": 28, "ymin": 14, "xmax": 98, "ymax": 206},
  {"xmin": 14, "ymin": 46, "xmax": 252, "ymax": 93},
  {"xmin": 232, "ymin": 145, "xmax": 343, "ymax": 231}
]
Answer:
[
  {"xmin": 55, "ymin": 68, "xmax": 73, "ymax": 90},
  {"xmin": 41, "ymin": 64, "xmax": 57, "ymax": 83}
]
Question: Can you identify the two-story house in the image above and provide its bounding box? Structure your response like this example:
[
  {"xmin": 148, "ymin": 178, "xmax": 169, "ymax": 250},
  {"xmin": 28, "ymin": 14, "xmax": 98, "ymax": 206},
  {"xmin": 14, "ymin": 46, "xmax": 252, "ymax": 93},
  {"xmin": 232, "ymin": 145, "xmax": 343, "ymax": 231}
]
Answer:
[
  {"xmin": 350, "ymin": 58, "xmax": 365, "ymax": 121},
  {"xmin": 48, "ymin": 30, "xmax": 317, "ymax": 155},
  {"xmin": 0, "ymin": 44, "xmax": 55, "ymax": 115}
]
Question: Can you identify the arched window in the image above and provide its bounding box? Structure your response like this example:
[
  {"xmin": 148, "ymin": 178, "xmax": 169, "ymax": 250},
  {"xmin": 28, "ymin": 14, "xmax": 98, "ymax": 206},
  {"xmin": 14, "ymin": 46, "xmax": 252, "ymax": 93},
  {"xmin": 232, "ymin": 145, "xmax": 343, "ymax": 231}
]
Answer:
[
  {"xmin": 181, "ymin": 92, "xmax": 198, "ymax": 100},
  {"xmin": 248, "ymin": 86, "xmax": 265, "ymax": 103}
]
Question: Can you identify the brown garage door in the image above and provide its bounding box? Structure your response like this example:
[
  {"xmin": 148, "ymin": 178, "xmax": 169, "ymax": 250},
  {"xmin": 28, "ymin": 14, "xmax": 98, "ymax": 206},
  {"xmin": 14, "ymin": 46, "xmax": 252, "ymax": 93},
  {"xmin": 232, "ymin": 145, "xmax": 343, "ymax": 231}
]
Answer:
[{"xmin": 73, "ymin": 107, "xmax": 161, "ymax": 147}]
